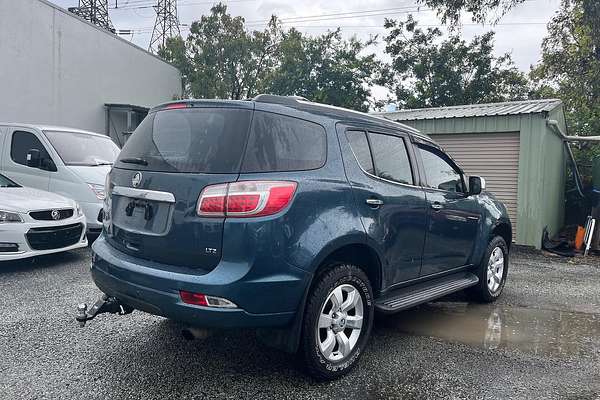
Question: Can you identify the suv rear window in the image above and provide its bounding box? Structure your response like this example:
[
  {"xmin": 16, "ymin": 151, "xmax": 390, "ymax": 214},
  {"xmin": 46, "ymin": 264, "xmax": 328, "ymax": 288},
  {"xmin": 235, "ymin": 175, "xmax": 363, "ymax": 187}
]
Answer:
[
  {"xmin": 117, "ymin": 108, "xmax": 252, "ymax": 173},
  {"xmin": 241, "ymin": 111, "xmax": 326, "ymax": 172}
]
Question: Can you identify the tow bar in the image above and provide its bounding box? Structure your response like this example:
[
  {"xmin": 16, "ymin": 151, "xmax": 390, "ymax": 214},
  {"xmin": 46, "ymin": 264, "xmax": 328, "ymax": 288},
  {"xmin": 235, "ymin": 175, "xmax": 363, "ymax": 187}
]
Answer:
[{"xmin": 75, "ymin": 294, "xmax": 134, "ymax": 327}]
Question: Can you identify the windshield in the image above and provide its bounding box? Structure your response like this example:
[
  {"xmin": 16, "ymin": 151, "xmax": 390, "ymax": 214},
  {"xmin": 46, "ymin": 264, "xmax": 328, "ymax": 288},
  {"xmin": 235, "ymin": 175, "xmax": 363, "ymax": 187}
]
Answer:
[
  {"xmin": 0, "ymin": 174, "xmax": 20, "ymax": 188},
  {"xmin": 44, "ymin": 131, "xmax": 120, "ymax": 166}
]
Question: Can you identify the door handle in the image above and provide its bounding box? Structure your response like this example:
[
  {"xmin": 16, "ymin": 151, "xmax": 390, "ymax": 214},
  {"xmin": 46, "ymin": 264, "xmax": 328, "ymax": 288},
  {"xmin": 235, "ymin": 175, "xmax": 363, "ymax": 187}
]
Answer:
[
  {"xmin": 431, "ymin": 202, "xmax": 444, "ymax": 210},
  {"xmin": 366, "ymin": 198, "xmax": 384, "ymax": 208}
]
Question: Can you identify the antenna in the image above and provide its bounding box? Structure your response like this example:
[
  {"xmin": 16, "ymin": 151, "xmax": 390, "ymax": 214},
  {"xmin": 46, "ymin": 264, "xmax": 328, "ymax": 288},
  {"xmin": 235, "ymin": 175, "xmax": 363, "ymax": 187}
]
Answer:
[
  {"xmin": 149, "ymin": 0, "xmax": 181, "ymax": 54},
  {"xmin": 68, "ymin": 0, "xmax": 115, "ymax": 33}
]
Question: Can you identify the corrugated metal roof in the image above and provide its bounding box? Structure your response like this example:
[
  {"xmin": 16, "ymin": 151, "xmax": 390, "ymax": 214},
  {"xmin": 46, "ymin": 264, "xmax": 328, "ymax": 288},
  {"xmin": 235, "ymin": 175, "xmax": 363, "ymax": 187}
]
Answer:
[{"xmin": 374, "ymin": 99, "xmax": 563, "ymax": 121}]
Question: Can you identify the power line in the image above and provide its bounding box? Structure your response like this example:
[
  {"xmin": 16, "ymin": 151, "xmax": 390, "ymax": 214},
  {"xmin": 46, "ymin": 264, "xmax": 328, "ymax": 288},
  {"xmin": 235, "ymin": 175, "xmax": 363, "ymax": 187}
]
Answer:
[
  {"xmin": 111, "ymin": 0, "xmax": 155, "ymax": 9},
  {"xmin": 115, "ymin": 1, "xmax": 550, "ymax": 40},
  {"xmin": 118, "ymin": 20, "xmax": 549, "ymax": 36},
  {"xmin": 245, "ymin": 5, "xmax": 428, "ymax": 24},
  {"xmin": 111, "ymin": 0, "xmax": 257, "ymax": 10},
  {"xmin": 118, "ymin": 5, "xmax": 431, "ymax": 33},
  {"xmin": 273, "ymin": 22, "xmax": 550, "ymax": 29},
  {"xmin": 246, "ymin": 8, "xmax": 432, "ymax": 27}
]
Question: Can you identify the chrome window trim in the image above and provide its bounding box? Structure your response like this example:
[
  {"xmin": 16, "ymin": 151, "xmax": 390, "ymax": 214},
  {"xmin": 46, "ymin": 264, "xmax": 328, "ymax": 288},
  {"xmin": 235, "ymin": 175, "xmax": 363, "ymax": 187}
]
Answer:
[
  {"xmin": 346, "ymin": 137, "xmax": 421, "ymax": 190},
  {"xmin": 422, "ymin": 186, "xmax": 469, "ymax": 196},
  {"xmin": 112, "ymin": 186, "xmax": 176, "ymax": 203}
]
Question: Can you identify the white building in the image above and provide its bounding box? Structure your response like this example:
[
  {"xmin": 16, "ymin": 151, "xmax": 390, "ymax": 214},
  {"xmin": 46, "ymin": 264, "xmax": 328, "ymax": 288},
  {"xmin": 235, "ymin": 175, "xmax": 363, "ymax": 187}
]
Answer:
[{"xmin": 0, "ymin": 0, "xmax": 181, "ymax": 146}]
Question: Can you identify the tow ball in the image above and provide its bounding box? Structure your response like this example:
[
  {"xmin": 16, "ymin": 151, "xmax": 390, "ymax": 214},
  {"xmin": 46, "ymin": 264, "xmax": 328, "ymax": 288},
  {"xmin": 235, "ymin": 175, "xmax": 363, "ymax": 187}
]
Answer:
[{"xmin": 76, "ymin": 294, "xmax": 134, "ymax": 327}]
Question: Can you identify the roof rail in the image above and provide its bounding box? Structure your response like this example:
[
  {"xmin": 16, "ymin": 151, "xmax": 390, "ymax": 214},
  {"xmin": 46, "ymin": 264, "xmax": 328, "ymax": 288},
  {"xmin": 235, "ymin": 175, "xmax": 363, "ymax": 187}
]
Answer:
[{"xmin": 253, "ymin": 94, "xmax": 309, "ymax": 106}]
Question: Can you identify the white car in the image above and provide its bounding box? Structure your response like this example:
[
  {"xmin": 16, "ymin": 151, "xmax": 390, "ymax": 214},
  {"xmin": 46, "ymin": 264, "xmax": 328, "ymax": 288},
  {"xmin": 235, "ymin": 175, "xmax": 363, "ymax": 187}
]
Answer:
[
  {"xmin": 0, "ymin": 124, "xmax": 120, "ymax": 236},
  {"xmin": 0, "ymin": 174, "xmax": 87, "ymax": 261}
]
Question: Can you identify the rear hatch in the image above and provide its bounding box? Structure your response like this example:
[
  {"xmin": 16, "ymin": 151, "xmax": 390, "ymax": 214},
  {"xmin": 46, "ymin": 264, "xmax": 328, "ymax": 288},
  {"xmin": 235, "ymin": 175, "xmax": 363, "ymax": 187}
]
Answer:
[{"xmin": 106, "ymin": 103, "xmax": 253, "ymax": 271}]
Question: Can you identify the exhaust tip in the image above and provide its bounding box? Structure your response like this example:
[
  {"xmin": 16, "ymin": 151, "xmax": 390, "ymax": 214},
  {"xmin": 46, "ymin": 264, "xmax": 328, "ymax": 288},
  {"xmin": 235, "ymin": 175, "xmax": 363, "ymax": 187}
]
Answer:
[
  {"xmin": 181, "ymin": 328, "xmax": 195, "ymax": 341},
  {"xmin": 181, "ymin": 327, "xmax": 211, "ymax": 341}
]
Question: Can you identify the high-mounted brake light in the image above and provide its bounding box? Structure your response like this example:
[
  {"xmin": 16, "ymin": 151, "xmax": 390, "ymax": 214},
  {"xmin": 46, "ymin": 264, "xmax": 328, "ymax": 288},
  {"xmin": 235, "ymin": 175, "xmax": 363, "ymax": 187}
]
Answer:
[
  {"xmin": 164, "ymin": 103, "xmax": 188, "ymax": 110},
  {"xmin": 197, "ymin": 181, "xmax": 297, "ymax": 218}
]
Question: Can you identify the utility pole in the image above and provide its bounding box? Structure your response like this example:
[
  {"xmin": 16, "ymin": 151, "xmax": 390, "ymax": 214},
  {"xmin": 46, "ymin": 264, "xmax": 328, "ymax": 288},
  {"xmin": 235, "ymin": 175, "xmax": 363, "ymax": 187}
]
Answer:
[
  {"xmin": 68, "ymin": 0, "xmax": 115, "ymax": 33},
  {"xmin": 149, "ymin": 0, "xmax": 181, "ymax": 54}
]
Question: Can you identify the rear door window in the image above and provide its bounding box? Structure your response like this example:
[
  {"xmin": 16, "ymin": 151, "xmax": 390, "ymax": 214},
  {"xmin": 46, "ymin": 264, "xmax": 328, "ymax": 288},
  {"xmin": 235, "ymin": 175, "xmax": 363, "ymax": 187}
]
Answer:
[
  {"xmin": 368, "ymin": 132, "xmax": 414, "ymax": 185},
  {"xmin": 241, "ymin": 111, "xmax": 326, "ymax": 172},
  {"xmin": 345, "ymin": 130, "xmax": 375, "ymax": 174},
  {"xmin": 116, "ymin": 108, "xmax": 253, "ymax": 173}
]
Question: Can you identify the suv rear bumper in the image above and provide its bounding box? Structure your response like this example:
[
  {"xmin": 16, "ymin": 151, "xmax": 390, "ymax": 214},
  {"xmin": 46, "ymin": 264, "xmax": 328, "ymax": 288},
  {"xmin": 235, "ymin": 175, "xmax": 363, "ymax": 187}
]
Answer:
[{"xmin": 91, "ymin": 235, "xmax": 310, "ymax": 328}]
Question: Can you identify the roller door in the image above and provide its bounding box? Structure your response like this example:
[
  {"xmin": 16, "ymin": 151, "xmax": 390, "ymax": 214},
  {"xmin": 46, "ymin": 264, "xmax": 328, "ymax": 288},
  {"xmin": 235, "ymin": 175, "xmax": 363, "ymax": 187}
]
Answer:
[{"xmin": 429, "ymin": 132, "xmax": 520, "ymax": 240}]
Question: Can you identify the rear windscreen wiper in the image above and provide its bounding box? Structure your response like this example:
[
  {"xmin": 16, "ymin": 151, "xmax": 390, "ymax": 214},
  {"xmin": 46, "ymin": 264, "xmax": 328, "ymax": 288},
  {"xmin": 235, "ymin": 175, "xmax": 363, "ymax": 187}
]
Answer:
[{"xmin": 120, "ymin": 157, "xmax": 148, "ymax": 166}]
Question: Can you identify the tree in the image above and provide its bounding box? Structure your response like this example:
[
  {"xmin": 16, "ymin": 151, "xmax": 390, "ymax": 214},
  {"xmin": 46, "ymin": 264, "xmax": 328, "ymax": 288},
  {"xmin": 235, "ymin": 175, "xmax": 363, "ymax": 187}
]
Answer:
[
  {"xmin": 158, "ymin": 3, "xmax": 380, "ymax": 111},
  {"xmin": 159, "ymin": 4, "xmax": 280, "ymax": 99},
  {"xmin": 263, "ymin": 29, "xmax": 380, "ymax": 112},
  {"xmin": 530, "ymin": 0, "xmax": 600, "ymax": 137},
  {"xmin": 529, "ymin": 0, "xmax": 600, "ymax": 174},
  {"xmin": 415, "ymin": 0, "xmax": 525, "ymax": 24},
  {"xmin": 157, "ymin": 36, "xmax": 191, "ymax": 98},
  {"xmin": 380, "ymin": 15, "xmax": 529, "ymax": 108}
]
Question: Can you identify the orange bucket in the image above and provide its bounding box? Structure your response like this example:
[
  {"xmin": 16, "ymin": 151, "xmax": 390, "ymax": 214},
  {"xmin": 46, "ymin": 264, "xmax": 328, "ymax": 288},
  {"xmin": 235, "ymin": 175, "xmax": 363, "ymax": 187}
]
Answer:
[{"xmin": 575, "ymin": 226, "xmax": 586, "ymax": 250}]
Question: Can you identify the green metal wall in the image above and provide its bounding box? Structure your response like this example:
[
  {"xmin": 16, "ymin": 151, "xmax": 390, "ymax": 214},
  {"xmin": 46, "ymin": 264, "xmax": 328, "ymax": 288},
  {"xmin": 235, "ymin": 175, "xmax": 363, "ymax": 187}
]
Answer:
[{"xmin": 399, "ymin": 109, "xmax": 567, "ymax": 248}]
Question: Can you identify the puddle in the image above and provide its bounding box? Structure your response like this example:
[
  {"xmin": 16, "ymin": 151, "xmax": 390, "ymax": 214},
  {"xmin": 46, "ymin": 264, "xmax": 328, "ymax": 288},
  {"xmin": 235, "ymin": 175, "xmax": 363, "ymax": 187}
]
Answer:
[{"xmin": 381, "ymin": 302, "xmax": 600, "ymax": 357}]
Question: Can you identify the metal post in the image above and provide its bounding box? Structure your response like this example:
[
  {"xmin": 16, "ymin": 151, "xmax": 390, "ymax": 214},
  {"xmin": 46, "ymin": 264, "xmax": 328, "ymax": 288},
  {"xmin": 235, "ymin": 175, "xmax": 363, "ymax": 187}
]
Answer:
[
  {"xmin": 149, "ymin": 0, "xmax": 180, "ymax": 54},
  {"xmin": 69, "ymin": 0, "xmax": 115, "ymax": 33}
]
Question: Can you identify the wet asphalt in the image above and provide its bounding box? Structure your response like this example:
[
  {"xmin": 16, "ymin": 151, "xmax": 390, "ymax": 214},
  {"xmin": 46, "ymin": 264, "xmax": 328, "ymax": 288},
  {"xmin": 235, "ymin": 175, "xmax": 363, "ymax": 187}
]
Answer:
[{"xmin": 0, "ymin": 247, "xmax": 599, "ymax": 400}]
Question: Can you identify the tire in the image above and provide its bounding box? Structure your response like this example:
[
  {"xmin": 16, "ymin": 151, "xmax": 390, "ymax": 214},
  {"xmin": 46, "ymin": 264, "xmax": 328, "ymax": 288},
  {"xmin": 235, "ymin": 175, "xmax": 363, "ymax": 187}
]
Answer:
[
  {"xmin": 468, "ymin": 236, "xmax": 509, "ymax": 303},
  {"xmin": 299, "ymin": 263, "xmax": 374, "ymax": 380}
]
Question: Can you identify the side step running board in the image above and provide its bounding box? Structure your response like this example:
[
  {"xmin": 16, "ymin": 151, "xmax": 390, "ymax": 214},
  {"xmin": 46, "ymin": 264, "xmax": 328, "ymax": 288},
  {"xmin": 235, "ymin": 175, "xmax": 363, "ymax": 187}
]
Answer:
[{"xmin": 375, "ymin": 272, "xmax": 479, "ymax": 314}]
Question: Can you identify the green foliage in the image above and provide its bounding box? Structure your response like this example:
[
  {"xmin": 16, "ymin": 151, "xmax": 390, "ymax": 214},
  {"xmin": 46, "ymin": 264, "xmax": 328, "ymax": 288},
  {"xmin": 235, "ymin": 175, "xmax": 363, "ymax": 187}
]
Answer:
[
  {"xmin": 380, "ymin": 15, "xmax": 529, "ymax": 108},
  {"xmin": 173, "ymin": 4, "xmax": 281, "ymax": 99},
  {"xmin": 157, "ymin": 36, "xmax": 190, "ymax": 97},
  {"xmin": 415, "ymin": 0, "xmax": 526, "ymax": 24},
  {"xmin": 158, "ymin": 4, "xmax": 378, "ymax": 111},
  {"xmin": 263, "ymin": 29, "xmax": 380, "ymax": 112},
  {"xmin": 530, "ymin": 0, "xmax": 600, "ymax": 166}
]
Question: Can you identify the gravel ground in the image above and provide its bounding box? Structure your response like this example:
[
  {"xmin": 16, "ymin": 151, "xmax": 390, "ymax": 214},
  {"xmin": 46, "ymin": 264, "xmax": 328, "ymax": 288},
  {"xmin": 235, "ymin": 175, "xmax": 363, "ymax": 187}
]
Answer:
[{"xmin": 0, "ymin": 247, "xmax": 599, "ymax": 400}]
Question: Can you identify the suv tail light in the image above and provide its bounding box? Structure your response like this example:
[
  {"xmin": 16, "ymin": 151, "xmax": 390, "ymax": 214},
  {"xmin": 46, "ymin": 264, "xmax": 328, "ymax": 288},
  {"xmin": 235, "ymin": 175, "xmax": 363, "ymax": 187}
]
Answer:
[
  {"xmin": 197, "ymin": 181, "xmax": 297, "ymax": 218},
  {"xmin": 179, "ymin": 291, "xmax": 237, "ymax": 308}
]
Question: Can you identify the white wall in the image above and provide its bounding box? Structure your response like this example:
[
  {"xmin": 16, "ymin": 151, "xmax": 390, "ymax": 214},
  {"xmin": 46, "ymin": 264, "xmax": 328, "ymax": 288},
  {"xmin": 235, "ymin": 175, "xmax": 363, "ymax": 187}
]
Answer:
[{"xmin": 0, "ymin": 0, "xmax": 181, "ymax": 134}]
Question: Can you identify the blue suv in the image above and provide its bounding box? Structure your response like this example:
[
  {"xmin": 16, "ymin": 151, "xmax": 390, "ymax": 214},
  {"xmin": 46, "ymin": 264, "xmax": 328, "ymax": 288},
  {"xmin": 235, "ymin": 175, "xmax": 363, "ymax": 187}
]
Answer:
[{"xmin": 83, "ymin": 95, "xmax": 511, "ymax": 380}]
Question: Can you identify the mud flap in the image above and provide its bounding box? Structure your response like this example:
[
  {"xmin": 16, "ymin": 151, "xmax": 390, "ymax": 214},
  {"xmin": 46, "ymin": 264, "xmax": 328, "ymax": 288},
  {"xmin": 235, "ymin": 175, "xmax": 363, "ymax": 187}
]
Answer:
[{"xmin": 256, "ymin": 273, "xmax": 313, "ymax": 354}]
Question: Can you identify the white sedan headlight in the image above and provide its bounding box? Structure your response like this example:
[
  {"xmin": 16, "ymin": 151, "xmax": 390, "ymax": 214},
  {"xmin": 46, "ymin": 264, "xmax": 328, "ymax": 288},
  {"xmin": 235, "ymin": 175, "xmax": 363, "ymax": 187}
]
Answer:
[
  {"xmin": 87, "ymin": 183, "xmax": 106, "ymax": 200},
  {"xmin": 75, "ymin": 202, "xmax": 84, "ymax": 217},
  {"xmin": 0, "ymin": 210, "xmax": 23, "ymax": 223}
]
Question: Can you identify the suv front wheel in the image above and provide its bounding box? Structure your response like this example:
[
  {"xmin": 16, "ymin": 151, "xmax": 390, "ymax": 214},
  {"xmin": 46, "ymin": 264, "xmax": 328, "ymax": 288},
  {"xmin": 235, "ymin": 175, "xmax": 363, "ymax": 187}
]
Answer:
[
  {"xmin": 300, "ymin": 264, "xmax": 374, "ymax": 380},
  {"xmin": 469, "ymin": 236, "xmax": 509, "ymax": 302}
]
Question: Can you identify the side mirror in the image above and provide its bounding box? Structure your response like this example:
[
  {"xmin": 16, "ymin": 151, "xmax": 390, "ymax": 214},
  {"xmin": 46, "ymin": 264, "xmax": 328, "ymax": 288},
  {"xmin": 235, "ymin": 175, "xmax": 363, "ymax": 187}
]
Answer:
[
  {"xmin": 469, "ymin": 176, "xmax": 486, "ymax": 195},
  {"xmin": 41, "ymin": 157, "xmax": 58, "ymax": 172},
  {"xmin": 26, "ymin": 149, "xmax": 41, "ymax": 168}
]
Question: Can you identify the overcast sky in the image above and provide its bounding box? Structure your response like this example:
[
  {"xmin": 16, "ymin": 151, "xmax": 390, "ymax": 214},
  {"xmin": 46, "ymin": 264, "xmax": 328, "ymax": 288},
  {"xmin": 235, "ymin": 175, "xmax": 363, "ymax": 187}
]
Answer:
[{"xmin": 50, "ymin": 0, "xmax": 561, "ymax": 99}]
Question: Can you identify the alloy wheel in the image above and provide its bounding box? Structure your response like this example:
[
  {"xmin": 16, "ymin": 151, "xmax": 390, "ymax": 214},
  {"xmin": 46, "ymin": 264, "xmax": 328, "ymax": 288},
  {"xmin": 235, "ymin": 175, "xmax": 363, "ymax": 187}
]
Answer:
[
  {"xmin": 487, "ymin": 247, "xmax": 505, "ymax": 293},
  {"xmin": 316, "ymin": 284, "xmax": 364, "ymax": 362}
]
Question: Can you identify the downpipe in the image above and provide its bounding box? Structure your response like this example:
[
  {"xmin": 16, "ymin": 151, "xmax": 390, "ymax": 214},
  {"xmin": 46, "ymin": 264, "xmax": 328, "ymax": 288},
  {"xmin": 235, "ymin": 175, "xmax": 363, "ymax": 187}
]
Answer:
[
  {"xmin": 547, "ymin": 119, "xmax": 600, "ymax": 142},
  {"xmin": 546, "ymin": 119, "xmax": 586, "ymax": 199}
]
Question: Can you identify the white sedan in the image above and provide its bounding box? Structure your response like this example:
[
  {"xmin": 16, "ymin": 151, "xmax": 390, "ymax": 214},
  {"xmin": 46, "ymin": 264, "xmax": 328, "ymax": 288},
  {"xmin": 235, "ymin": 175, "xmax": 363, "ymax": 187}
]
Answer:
[{"xmin": 0, "ymin": 173, "xmax": 87, "ymax": 261}]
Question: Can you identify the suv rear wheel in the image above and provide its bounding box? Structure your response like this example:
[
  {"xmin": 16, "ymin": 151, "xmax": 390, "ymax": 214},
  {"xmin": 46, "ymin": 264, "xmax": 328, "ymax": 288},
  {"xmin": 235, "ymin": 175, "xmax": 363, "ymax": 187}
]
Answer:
[
  {"xmin": 300, "ymin": 264, "xmax": 374, "ymax": 380},
  {"xmin": 469, "ymin": 236, "xmax": 509, "ymax": 302}
]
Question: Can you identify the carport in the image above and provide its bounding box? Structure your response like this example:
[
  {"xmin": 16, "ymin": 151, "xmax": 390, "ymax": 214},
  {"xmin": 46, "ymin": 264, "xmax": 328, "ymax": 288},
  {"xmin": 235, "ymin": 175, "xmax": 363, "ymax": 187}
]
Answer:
[{"xmin": 376, "ymin": 99, "xmax": 568, "ymax": 249}]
